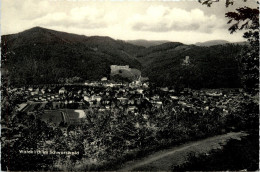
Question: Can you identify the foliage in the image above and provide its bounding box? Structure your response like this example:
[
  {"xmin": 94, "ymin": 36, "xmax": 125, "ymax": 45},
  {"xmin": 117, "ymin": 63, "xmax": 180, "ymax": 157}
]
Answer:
[
  {"xmin": 173, "ymin": 133, "xmax": 259, "ymax": 171},
  {"xmin": 199, "ymin": 0, "xmax": 249, "ymax": 8},
  {"xmin": 226, "ymin": 6, "xmax": 259, "ymax": 93},
  {"xmin": 111, "ymin": 74, "xmax": 131, "ymax": 83},
  {"xmin": 2, "ymin": 87, "xmax": 256, "ymax": 171},
  {"xmin": 199, "ymin": 0, "xmax": 259, "ymax": 93}
]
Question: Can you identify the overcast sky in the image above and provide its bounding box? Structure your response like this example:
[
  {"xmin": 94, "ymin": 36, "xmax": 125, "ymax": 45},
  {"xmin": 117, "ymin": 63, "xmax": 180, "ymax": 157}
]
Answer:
[{"xmin": 1, "ymin": 0, "xmax": 258, "ymax": 44}]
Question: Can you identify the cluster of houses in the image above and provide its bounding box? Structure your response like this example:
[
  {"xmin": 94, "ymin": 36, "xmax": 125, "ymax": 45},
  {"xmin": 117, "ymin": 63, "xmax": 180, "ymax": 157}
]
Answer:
[
  {"xmin": 15, "ymin": 80, "xmax": 166, "ymax": 114},
  {"xmin": 13, "ymin": 78, "xmax": 244, "ymax": 118},
  {"xmin": 84, "ymin": 79, "xmax": 148, "ymax": 88}
]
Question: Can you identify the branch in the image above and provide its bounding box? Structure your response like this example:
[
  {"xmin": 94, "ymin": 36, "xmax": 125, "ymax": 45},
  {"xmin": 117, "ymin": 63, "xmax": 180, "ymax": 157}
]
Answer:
[{"xmin": 198, "ymin": 0, "xmax": 248, "ymax": 7}]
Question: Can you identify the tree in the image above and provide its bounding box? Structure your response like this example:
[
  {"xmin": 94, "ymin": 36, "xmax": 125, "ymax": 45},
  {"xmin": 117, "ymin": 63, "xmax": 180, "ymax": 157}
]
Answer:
[
  {"xmin": 199, "ymin": 0, "xmax": 259, "ymax": 94},
  {"xmin": 226, "ymin": 6, "xmax": 259, "ymax": 93}
]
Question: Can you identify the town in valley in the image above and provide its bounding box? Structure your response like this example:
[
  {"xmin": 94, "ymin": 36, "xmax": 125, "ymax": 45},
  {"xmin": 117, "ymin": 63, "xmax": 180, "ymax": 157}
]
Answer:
[{"xmin": 1, "ymin": 0, "xmax": 259, "ymax": 170}]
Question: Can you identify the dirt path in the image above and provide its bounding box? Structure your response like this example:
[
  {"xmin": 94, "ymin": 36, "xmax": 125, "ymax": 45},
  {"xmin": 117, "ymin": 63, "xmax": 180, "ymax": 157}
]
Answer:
[{"xmin": 118, "ymin": 132, "xmax": 248, "ymax": 171}]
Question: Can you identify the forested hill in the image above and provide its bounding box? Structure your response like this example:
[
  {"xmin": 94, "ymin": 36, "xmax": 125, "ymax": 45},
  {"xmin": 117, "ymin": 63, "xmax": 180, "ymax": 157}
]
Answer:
[
  {"xmin": 1, "ymin": 27, "xmax": 144, "ymax": 85},
  {"xmin": 1, "ymin": 27, "xmax": 245, "ymax": 88},
  {"xmin": 138, "ymin": 42, "xmax": 244, "ymax": 88}
]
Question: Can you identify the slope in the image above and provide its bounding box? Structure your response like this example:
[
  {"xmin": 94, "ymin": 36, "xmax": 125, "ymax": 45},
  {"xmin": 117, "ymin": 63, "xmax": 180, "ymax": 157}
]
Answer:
[
  {"xmin": 1, "ymin": 27, "xmax": 144, "ymax": 85},
  {"xmin": 136, "ymin": 42, "xmax": 244, "ymax": 88}
]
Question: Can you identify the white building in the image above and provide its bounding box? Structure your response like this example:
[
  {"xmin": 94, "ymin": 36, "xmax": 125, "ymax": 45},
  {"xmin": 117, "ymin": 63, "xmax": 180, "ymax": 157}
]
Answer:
[
  {"xmin": 110, "ymin": 65, "xmax": 130, "ymax": 73},
  {"xmin": 59, "ymin": 87, "xmax": 66, "ymax": 94},
  {"xmin": 182, "ymin": 56, "xmax": 190, "ymax": 65},
  {"xmin": 101, "ymin": 77, "xmax": 108, "ymax": 81}
]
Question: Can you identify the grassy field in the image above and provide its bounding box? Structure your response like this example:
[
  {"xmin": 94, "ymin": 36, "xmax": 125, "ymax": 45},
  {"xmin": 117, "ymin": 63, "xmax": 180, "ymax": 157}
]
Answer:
[
  {"xmin": 61, "ymin": 109, "xmax": 85, "ymax": 124},
  {"xmin": 21, "ymin": 102, "xmax": 85, "ymax": 125},
  {"xmin": 41, "ymin": 111, "xmax": 63, "ymax": 125},
  {"xmin": 41, "ymin": 109, "xmax": 85, "ymax": 125}
]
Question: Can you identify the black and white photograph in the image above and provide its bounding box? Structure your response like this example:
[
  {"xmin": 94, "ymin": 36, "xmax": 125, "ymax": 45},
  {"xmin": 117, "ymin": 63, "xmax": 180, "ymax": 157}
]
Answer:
[{"xmin": 1, "ymin": 0, "xmax": 259, "ymax": 171}]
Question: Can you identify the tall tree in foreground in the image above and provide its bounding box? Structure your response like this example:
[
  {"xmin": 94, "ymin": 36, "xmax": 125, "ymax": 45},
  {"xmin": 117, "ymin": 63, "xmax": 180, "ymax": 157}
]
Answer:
[{"xmin": 199, "ymin": 0, "xmax": 259, "ymax": 94}]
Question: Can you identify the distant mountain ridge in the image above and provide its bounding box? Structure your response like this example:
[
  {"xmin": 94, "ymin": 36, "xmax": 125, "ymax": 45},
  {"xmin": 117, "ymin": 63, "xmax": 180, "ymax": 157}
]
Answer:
[
  {"xmin": 195, "ymin": 40, "xmax": 248, "ymax": 47},
  {"xmin": 1, "ymin": 27, "xmax": 246, "ymax": 88},
  {"xmin": 127, "ymin": 39, "xmax": 169, "ymax": 48},
  {"xmin": 195, "ymin": 40, "xmax": 230, "ymax": 47}
]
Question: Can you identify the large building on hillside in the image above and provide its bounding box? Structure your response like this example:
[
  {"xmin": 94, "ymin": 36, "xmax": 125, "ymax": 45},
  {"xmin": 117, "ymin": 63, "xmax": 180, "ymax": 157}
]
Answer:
[
  {"xmin": 110, "ymin": 65, "xmax": 143, "ymax": 82},
  {"xmin": 110, "ymin": 65, "xmax": 130, "ymax": 73}
]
